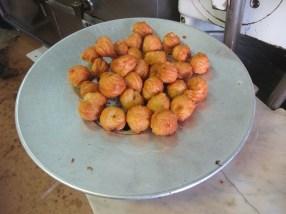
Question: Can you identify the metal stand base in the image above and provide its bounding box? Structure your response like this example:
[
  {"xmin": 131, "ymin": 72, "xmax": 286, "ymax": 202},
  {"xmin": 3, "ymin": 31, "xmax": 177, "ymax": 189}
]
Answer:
[{"xmin": 268, "ymin": 74, "xmax": 286, "ymax": 109}]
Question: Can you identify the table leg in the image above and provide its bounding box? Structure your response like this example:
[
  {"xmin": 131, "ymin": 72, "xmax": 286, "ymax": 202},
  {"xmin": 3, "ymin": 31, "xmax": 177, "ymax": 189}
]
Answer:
[{"xmin": 268, "ymin": 74, "xmax": 286, "ymax": 109}]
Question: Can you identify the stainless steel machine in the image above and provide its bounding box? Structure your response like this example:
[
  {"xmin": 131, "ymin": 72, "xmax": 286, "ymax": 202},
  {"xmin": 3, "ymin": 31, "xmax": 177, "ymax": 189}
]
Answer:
[{"xmin": 0, "ymin": 0, "xmax": 179, "ymax": 45}]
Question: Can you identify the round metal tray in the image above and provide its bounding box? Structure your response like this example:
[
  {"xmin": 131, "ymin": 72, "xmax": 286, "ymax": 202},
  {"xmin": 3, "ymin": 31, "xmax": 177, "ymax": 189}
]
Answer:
[{"xmin": 15, "ymin": 18, "xmax": 255, "ymax": 199}]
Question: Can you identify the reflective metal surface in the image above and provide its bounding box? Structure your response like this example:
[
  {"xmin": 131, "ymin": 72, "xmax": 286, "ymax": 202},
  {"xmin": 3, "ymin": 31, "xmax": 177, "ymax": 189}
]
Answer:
[
  {"xmin": 0, "ymin": 0, "xmax": 178, "ymax": 45},
  {"xmin": 16, "ymin": 18, "xmax": 255, "ymax": 199},
  {"xmin": 224, "ymin": 0, "xmax": 246, "ymax": 50},
  {"xmin": 0, "ymin": 0, "xmax": 60, "ymax": 44},
  {"xmin": 90, "ymin": 0, "xmax": 179, "ymax": 21}
]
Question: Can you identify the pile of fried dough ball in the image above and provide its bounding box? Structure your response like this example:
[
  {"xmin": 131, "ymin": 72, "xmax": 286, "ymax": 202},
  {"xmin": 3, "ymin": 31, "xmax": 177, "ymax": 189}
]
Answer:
[{"xmin": 68, "ymin": 21, "xmax": 210, "ymax": 136}]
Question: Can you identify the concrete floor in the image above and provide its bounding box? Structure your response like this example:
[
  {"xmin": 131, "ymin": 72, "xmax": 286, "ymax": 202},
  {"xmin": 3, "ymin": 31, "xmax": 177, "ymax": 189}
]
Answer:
[{"xmin": 0, "ymin": 30, "xmax": 92, "ymax": 214}]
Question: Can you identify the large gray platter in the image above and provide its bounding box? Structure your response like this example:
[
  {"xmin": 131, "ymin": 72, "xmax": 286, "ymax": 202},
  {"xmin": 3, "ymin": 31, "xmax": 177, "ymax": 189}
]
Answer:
[{"xmin": 15, "ymin": 18, "xmax": 255, "ymax": 199}]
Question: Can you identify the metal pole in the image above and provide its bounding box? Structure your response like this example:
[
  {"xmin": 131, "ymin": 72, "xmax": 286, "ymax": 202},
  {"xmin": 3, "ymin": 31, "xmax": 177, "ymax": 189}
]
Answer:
[
  {"xmin": 267, "ymin": 74, "xmax": 286, "ymax": 109},
  {"xmin": 224, "ymin": 0, "xmax": 246, "ymax": 50}
]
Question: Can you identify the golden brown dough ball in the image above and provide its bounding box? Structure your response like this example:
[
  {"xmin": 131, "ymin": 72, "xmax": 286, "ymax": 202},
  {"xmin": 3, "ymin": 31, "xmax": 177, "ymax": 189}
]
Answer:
[
  {"xmin": 132, "ymin": 22, "xmax": 153, "ymax": 37},
  {"xmin": 133, "ymin": 59, "xmax": 149, "ymax": 79},
  {"xmin": 157, "ymin": 62, "xmax": 178, "ymax": 83},
  {"xmin": 127, "ymin": 105, "xmax": 152, "ymax": 133},
  {"xmin": 79, "ymin": 81, "xmax": 98, "ymax": 97},
  {"xmin": 149, "ymin": 64, "xmax": 162, "ymax": 78},
  {"xmin": 78, "ymin": 92, "xmax": 107, "ymax": 121},
  {"xmin": 81, "ymin": 46, "xmax": 98, "ymax": 63},
  {"xmin": 94, "ymin": 36, "xmax": 115, "ymax": 57},
  {"xmin": 142, "ymin": 76, "xmax": 164, "ymax": 100},
  {"xmin": 190, "ymin": 52, "xmax": 210, "ymax": 74},
  {"xmin": 149, "ymin": 64, "xmax": 160, "ymax": 77},
  {"xmin": 143, "ymin": 34, "xmax": 162, "ymax": 52},
  {"xmin": 163, "ymin": 32, "xmax": 180, "ymax": 53},
  {"xmin": 184, "ymin": 77, "xmax": 208, "ymax": 103},
  {"xmin": 114, "ymin": 40, "xmax": 128, "ymax": 56},
  {"xmin": 68, "ymin": 65, "xmax": 90, "ymax": 87},
  {"xmin": 111, "ymin": 55, "xmax": 137, "ymax": 77},
  {"xmin": 99, "ymin": 72, "xmax": 110, "ymax": 79},
  {"xmin": 78, "ymin": 101, "xmax": 100, "ymax": 121},
  {"xmin": 99, "ymin": 72, "xmax": 126, "ymax": 98},
  {"xmin": 83, "ymin": 92, "xmax": 107, "ymax": 107},
  {"xmin": 99, "ymin": 106, "xmax": 126, "ymax": 131},
  {"xmin": 172, "ymin": 44, "xmax": 190, "ymax": 62},
  {"xmin": 174, "ymin": 62, "xmax": 193, "ymax": 79},
  {"xmin": 128, "ymin": 48, "xmax": 143, "ymax": 59},
  {"xmin": 120, "ymin": 88, "xmax": 144, "ymax": 110},
  {"xmin": 144, "ymin": 51, "xmax": 167, "ymax": 65},
  {"xmin": 147, "ymin": 92, "xmax": 170, "ymax": 112},
  {"xmin": 151, "ymin": 110, "xmax": 178, "ymax": 136},
  {"xmin": 187, "ymin": 76, "xmax": 208, "ymax": 92},
  {"xmin": 171, "ymin": 95, "xmax": 195, "ymax": 122},
  {"xmin": 91, "ymin": 58, "xmax": 109, "ymax": 77},
  {"xmin": 125, "ymin": 33, "xmax": 142, "ymax": 49},
  {"xmin": 167, "ymin": 80, "xmax": 187, "ymax": 98},
  {"xmin": 125, "ymin": 72, "xmax": 143, "ymax": 92},
  {"xmin": 183, "ymin": 90, "xmax": 206, "ymax": 103}
]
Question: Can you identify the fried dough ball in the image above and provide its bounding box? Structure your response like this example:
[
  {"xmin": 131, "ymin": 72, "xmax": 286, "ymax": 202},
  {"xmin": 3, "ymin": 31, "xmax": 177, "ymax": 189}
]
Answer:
[
  {"xmin": 94, "ymin": 36, "xmax": 115, "ymax": 57},
  {"xmin": 81, "ymin": 46, "xmax": 98, "ymax": 63},
  {"xmin": 149, "ymin": 64, "xmax": 158, "ymax": 77},
  {"xmin": 133, "ymin": 59, "xmax": 149, "ymax": 79},
  {"xmin": 142, "ymin": 76, "xmax": 164, "ymax": 100},
  {"xmin": 79, "ymin": 81, "xmax": 98, "ymax": 97},
  {"xmin": 83, "ymin": 92, "xmax": 107, "ymax": 107},
  {"xmin": 78, "ymin": 101, "xmax": 100, "ymax": 121},
  {"xmin": 144, "ymin": 51, "xmax": 167, "ymax": 65},
  {"xmin": 163, "ymin": 32, "xmax": 180, "ymax": 53},
  {"xmin": 99, "ymin": 106, "xmax": 126, "ymax": 131},
  {"xmin": 91, "ymin": 58, "xmax": 109, "ymax": 77},
  {"xmin": 143, "ymin": 34, "xmax": 162, "ymax": 52},
  {"xmin": 99, "ymin": 72, "xmax": 110, "ymax": 79},
  {"xmin": 151, "ymin": 110, "xmax": 178, "ymax": 136},
  {"xmin": 120, "ymin": 88, "xmax": 144, "ymax": 110},
  {"xmin": 125, "ymin": 72, "xmax": 143, "ymax": 92},
  {"xmin": 111, "ymin": 55, "xmax": 137, "ymax": 77},
  {"xmin": 184, "ymin": 77, "xmax": 208, "ymax": 103},
  {"xmin": 128, "ymin": 47, "xmax": 142, "ymax": 59},
  {"xmin": 187, "ymin": 76, "xmax": 208, "ymax": 92},
  {"xmin": 127, "ymin": 105, "xmax": 152, "ymax": 133},
  {"xmin": 171, "ymin": 95, "xmax": 196, "ymax": 122},
  {"xmin": 68, "ymin": 65, "xmax": 90, "ymax": 87},
  {"xmin": 125, "ymin": 33, "xmax": 142, "ymax": 49},
  {"xmin": 172, "ymin": 44, "xmax": 190, "ymax": 62},
  {"xmin": 174, "ymin": 62, "xmax": 193, "ymax": 79},
  {"xmin": 132, "ymin": 21, "xmax": 153, "ymax": 37},
  {"xmin": 78, "ymin": 92, "xmax": 107, "ymax": 121},
  {"xmin": 183, "ymin": 90, "xmax": 207, "ymax": 104},
  {"xmin": 167, "ymin": 80, "xmax": 187, "ymax": 98},
  {"xmin": 147, "ymin": 92, "xmax": 170, "ymax": 112},
  {"xmin": 148, "ymin": 71, "xmax": 156, "ymax": 78},
  {"xmin": 114, "ymin": 40, "xmax": 128, "ymax": 56},
  {"xmin": 157, "ymin": 62, "xmax": 178, "ymax": 83},
  {"xmin": 99, "ymin": 72, "xmax": 126, "ymax": 98},
  {"xmin": 190, "ymin": 52, "xmax": 210, "ymax": 74}
]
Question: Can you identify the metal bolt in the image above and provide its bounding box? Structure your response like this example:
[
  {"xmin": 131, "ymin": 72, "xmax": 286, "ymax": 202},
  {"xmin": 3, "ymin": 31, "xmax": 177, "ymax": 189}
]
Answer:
[{"xmin": 250, "ymin": 0, "xmax": 260, "ymax": 8}]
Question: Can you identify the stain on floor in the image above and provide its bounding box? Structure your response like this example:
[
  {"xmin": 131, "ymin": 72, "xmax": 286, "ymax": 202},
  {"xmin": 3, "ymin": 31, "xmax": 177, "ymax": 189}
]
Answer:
[{"xmin": 0, "ymin": 31, "xmax": 92, "ymax": 214}]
